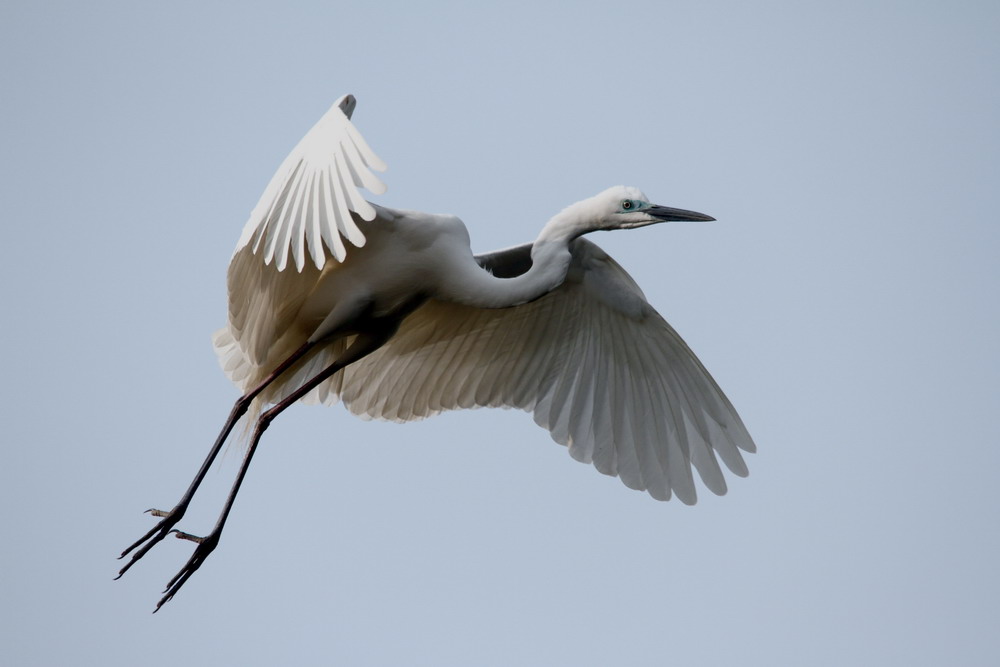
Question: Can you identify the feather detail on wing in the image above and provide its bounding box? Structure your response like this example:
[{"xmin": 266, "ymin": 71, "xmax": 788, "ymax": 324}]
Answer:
[
  {"xmin": 222, "ymin": 243, "xmax": 328, "ymax": 366},
  {"xmin": 213, "ymin": 237, "xmax": 755, "ymax": 502},
  {"xmin": 234, "ymin": 94, "xmax": 387, "ymax": 273},
  {"xmin": 326, "ymin": 238, "xmax": 755, "ymax": 503}
]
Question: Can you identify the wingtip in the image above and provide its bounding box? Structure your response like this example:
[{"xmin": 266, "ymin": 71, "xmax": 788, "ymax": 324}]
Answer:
[{"xmin": 336, "ymin": 94, "xmax": 357, "ymax": 119}]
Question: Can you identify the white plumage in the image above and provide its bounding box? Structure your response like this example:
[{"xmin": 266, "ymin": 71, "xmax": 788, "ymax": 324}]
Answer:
[
  {"xmin": 236, "ymin": 94, "xmax": 386, "ymax": 271},
  {"xmin": 214, "ymin": 236, "xmax": 752, "ymax": 503},
  {"xmin": 120, "ymin": 94, "xmax": 755, "ymax": 609}
]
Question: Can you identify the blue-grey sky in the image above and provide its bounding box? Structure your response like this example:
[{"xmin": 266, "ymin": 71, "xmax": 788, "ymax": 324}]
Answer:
[{"xmin": 2, "ymin": 1, "xmax": 998, "ymax": 665}]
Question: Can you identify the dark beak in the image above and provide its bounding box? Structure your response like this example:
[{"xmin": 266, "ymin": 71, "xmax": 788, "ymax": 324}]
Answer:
[{"xmin": 646, "ymin": 205, "xmax": 715, "ymax": 222}]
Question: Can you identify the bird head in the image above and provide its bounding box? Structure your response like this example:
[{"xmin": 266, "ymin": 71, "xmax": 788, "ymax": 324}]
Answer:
[
  {"xmin": 537, "ymin": 186, "xmax": 715, "ymax": 244},
  {"xmin": 594, "ymin": 185, "xmax": 715, "ymax": 230},
  {"xmin": 538, "ymin": 185, "xmax": 715, "ymax": 241}
]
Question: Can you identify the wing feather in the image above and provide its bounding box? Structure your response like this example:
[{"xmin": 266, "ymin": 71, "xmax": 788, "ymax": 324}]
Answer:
[
  {"xmin": 333, "ymin": 150, "xmax": 370, "ymax": 244},
  {"xmin": 343, "ymin": 120, "xmax": 388, "ymax": 175},
  {"xmin": 274, "ymin": 162, "xmax": 309, "ymax": 271},
  {"xmin": 633, "ymin": 340, "xmax": 672, "ymax": 500},
  {"xmin": 318, "ymin": 169, "xmax": 347, "ymax": 262},
  {"xmin": 235, "ymin": 94, "xmax": 386, "ymax": 272},
  {"xmin": 439, "ymin": 309, "xmax": 489, "ymax": 410},
  {"xmin": 619, "ymin": 313, "xmax": 666, "ymax": 496},
  {"xmin": 307, "ymin": 171, "xmax": 324, "ymax": 270},
  {"xmin": 337, "ymin": 238, "xmax": 755, "ymax": 502}
]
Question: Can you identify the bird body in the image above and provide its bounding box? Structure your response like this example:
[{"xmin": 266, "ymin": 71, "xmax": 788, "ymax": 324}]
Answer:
[
  {"xmin": 119, "ymin": 93, "xmax": 756, "ymax": 610},
  {"xmin": 216, "ymin": 186, "xmax": 753, "ymax": 504}
]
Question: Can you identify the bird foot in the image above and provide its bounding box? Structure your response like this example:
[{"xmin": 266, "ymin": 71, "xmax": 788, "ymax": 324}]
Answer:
[
  {"xmin": 115, "ymin": 505, "xmax": 187, "ymax": 580},
  {"xmin": 155, "ymin": 531, "xmax": 221, "ymax": 612}
]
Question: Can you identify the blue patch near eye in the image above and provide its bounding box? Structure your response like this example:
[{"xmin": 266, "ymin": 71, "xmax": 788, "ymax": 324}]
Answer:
[{"xmin": 619, "ymin": 199, "xmax": 648, "ymax": 212}]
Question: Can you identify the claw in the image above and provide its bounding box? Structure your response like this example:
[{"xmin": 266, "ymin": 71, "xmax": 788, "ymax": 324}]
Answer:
[
  {"xmin": 115, "ymin": 506, "xmax": 187, "ymax": 579},
  {"xmin": 154, "ymin": 532, "xmax": 220, "ymax": 612}
]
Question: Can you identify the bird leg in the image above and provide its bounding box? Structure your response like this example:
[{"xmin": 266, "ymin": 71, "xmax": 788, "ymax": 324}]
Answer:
[
  {"xmin": 154, "ymin": 330, "xmax": 395, "ymax": 611},
  {"xmin": 116, "ymin": 341, "xmax": 315, "ymax": 580}
]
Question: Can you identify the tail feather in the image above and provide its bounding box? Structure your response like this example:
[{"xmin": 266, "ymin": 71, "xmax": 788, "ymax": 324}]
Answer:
[{"xmin": 212, "ymin": 326, "xmax": 350, "ymax": 412}]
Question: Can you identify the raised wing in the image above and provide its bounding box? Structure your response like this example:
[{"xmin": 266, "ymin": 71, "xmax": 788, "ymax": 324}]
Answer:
[
  {"xmin": 319, "ymin": 239, "xmax": 755, "ymax": 503},
  {"xmin": 235, "ymin": 94, "xmax": 387, "ymax": 272}
]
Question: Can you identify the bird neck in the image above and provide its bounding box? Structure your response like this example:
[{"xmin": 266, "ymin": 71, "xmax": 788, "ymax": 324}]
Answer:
[
  {"xmin": 443, "ymin": 209, "xmax": 586, "ymax": 310},
  {"xmin": 535, "ymin": 199, "xmax": 592, "ymax": 245}
]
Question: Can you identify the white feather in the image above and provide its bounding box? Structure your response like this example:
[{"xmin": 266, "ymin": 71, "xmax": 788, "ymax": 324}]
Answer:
[
  {"xmin": 235, "ymin": 94, "xmax": 386, "ymax": 272},
  {"xmin": 211, "ymin": 238, "xmax": 756, "ymax": 503}
]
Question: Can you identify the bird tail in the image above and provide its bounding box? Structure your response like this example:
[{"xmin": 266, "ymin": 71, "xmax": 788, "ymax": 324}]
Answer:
[{"xmin": 212, "ymin": 326, "xmax": 350, "ymax": 449}]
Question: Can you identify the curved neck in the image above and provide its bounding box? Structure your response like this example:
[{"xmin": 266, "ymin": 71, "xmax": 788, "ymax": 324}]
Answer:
[
  {"xmin": 443, "ymin": 239, "xmax": 572, "ymax": 309},
  {"xmin": 441, "ymin": 207, "xmax": 590, "ymax": 309}
]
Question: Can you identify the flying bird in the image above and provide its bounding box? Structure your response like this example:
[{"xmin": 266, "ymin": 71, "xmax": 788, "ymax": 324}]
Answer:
[{"xmin": 117, "ymin": 94, "xmax": 755, "ymax": 610}]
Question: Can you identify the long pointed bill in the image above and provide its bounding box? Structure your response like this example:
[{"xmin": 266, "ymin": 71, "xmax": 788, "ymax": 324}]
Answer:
[{"xmin": 646, "ymin": 205, "xmax": 716, "ymax": 222}]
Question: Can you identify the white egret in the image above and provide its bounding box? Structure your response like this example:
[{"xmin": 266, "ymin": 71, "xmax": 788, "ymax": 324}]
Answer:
[{"xmin": 118, "ymin": 94, "xmax": 755, "ymax": 610}]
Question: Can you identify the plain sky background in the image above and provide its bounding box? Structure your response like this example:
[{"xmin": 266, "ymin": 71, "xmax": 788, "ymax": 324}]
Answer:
[{"xmin": 2, "ymin": 1, "xmax": 998, "ymax": 665}]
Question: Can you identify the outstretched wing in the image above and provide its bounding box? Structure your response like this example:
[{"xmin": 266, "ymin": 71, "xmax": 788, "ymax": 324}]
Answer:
[
  {"xmin": 333, "ymin": 239, "xmax": 756, "ymax": 504},
  {"xmin": 235, "ymin": 94, "xmax": 387, "ymax": 272},
  {"xmin": 222, "ymin": 95, "xmax": 386, "ymax": 366}
]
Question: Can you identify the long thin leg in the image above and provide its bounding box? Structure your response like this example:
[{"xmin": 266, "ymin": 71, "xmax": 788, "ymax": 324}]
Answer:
[
  {"xmin": 116, "ymin": 341, "xmax": 315, "ymax": 579},
  {"xmin": 154, "ymin": 330, "xmax": 393, "ymax": 611}
]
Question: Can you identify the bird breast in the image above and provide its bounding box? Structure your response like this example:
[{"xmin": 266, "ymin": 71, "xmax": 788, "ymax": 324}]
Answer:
[{"xmin": 297, "ymin": 208, "xmax": 469, "ymax": 328}]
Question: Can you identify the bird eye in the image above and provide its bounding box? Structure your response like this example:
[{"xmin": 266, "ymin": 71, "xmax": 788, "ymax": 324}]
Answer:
[{"xmin": 621, "ymin": 200, "xmax": 633, "ymax": 210}]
